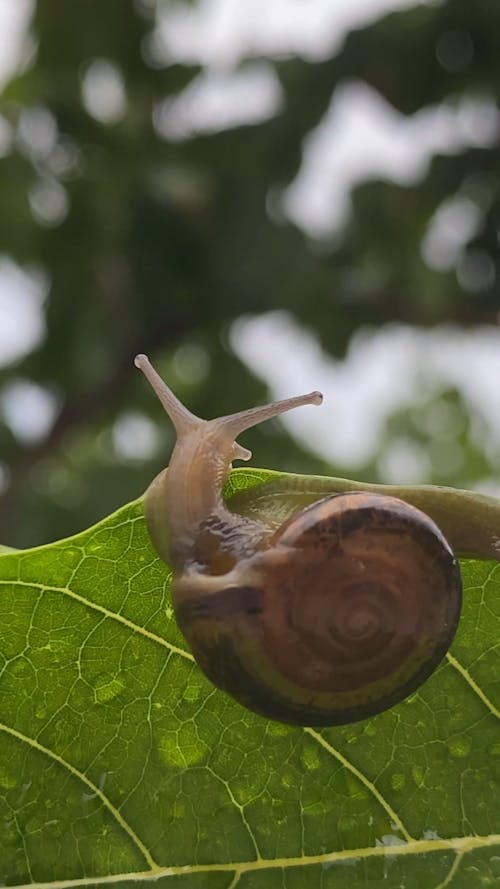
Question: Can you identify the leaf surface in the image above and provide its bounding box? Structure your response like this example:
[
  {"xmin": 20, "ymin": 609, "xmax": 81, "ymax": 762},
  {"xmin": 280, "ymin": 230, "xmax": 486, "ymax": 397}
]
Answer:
[{"xmin": 0, "ymin": 470, "xmax": 499, "ymax": 889}]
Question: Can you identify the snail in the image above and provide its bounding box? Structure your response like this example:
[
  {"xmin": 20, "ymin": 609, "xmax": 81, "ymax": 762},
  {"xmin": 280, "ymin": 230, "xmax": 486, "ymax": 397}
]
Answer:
[{"xmin": 135, "ymin": 353, "xmax": 466, "ymax": 726}]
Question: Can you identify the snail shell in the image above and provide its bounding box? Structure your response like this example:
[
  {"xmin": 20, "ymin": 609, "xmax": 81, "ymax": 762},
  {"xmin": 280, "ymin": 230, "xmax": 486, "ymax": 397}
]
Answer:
[
  {"xmin": 174, "ymin": 492, "xmax": 461, "ymax": 725},
  {"xmin": 135, "ymin": 354, "xmax": 462, "ymax": 726}
]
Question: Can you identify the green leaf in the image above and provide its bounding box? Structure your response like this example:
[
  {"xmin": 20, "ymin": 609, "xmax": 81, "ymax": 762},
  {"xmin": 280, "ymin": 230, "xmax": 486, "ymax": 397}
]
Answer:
[
  {"xmin": 0, "ymin": 546, "xmax": 18, "ymax": 555},
  {"xmin": 0, "ymin": 471, "xmax": 499, "ymax": 888}
]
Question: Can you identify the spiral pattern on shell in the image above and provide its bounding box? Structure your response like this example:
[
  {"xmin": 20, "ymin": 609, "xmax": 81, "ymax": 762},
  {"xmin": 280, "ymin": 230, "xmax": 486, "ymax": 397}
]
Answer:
[
  {"xmin": 174, "ymin": 492, "xmax": 462, "ymax": 726},
  {"xmin": 257, "ymin": 492, "xmax": 462, "ymax": 722}
]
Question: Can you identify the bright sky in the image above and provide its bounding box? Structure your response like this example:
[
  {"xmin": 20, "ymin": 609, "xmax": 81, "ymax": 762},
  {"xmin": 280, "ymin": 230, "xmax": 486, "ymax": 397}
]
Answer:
[
  {"xmin": 231, "ymin": 314, "xmax": 500, "ymax": 485},
  {"xmin": 156, "ymin": 0, "xmax": 436, "ymax": 66},
  {"xmin": 0, "ymin": 0, "xmax": 32, "ymax": 88}
]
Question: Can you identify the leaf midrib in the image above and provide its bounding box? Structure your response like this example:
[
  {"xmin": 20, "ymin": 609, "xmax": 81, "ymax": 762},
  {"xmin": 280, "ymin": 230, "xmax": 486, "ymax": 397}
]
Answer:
[{"xmin": 9, "ymin": 832, "xmax": 500, "ymax": 889}]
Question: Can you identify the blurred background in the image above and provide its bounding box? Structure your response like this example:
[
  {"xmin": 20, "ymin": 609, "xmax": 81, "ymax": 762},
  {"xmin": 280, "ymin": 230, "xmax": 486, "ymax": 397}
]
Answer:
[{"xmin": 0, "ymin": 0, "xmax": 499, "ymax": 547}]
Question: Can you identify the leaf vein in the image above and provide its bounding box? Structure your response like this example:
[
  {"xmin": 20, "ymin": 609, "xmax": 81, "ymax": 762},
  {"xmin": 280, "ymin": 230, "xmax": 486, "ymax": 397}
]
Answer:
[
  {"xmin": 446, "ymin": 651, "xmax": 500, "ymax": 720},
  {"xmin": 0, "ymin": 579, "xmax": 194, "ymax": 662},
  {"xmin": 0, "ymin": 721, "xmax": 159, "ymax": 871},
  {"xmin": 303, "ymin": 726, "xmax": 413, "ymax": 842},
  {"xmin": 9, "ymin": 833, "xmax": 500, "ymax": 889}
]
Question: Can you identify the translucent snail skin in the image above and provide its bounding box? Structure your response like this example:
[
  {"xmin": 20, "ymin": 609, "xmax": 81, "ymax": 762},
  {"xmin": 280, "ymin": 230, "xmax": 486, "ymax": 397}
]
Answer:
[{"xmin": 135, "ymin": 354, "xmax": 464, "ymax": 726}]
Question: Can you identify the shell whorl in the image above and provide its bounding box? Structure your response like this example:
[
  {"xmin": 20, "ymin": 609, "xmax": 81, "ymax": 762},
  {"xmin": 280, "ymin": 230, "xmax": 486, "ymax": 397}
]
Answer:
[
  {"xmin": 265, "ymin": 492, "xmax": 461, "ymax": 705},
  {"xmin": 175, "ymin": 492, "xmax": 462, "ymax": 725}
]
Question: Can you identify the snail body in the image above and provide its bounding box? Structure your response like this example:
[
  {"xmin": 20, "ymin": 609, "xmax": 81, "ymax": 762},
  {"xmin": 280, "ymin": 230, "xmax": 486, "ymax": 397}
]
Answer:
[{"xmin": 135, "ymin": 354, "xmax": 462, "ymax": 726}]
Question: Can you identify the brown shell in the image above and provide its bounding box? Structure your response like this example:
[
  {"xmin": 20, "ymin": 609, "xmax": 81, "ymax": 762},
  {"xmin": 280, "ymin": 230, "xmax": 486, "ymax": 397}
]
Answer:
[{"xmin": 174, "ymin": 492, "xmax": 462, "ymax": 726}]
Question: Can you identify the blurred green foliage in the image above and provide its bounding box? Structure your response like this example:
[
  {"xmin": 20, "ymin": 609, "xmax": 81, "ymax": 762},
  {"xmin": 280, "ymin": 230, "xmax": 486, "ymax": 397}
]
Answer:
[{"xmin": 0, "ymin": 0, "xmax": 499, "ymax": 546}]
